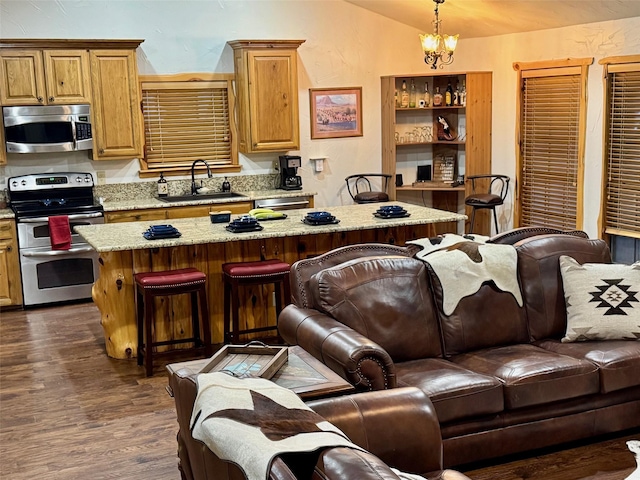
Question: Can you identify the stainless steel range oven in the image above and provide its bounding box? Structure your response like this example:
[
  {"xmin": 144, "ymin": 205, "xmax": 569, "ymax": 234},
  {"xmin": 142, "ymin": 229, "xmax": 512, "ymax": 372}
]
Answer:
[{"xmin": 8, "ymin": 172, "xmax": 104, "ymax": 307}]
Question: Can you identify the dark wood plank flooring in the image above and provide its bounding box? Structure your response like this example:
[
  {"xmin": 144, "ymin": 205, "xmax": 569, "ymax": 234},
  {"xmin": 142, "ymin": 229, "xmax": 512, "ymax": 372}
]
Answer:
[{"xmin": 1, "ymin": 301, "xmax": 638, "ymax": 479}]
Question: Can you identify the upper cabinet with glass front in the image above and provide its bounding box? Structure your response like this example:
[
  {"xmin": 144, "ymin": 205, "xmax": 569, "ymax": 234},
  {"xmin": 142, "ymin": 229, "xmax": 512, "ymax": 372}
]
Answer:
[{"xmin": 228, "ymin": 40, "xmax": 305, "ymax": 154}]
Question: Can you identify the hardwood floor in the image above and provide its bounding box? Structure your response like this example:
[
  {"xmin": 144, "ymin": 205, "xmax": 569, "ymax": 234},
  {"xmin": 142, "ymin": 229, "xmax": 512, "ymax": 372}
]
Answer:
[
  {"xmin": 0, "ymin": 301, "xmax": 181, "ymax": 480},
  {"xmin": 0, "ymin": 301, "xmax": 638, "ymax": 480},
  {"xmin": 463, "ymin": 432, "xmax": 639, "ymax": 480}
]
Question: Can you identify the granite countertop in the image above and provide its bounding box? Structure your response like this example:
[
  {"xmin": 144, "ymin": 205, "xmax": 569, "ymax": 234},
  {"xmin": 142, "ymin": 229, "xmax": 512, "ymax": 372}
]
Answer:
[
  {"xmin": 0, "ymin": 209, "xmax": 14, "ymax": 220},
  {"xmin": 101, "ymin": 189, "xmax": 316, "ymax": 212},
  {"xmin": 75, "ymin": 202, "xmax": 466, "ymax": 252}
]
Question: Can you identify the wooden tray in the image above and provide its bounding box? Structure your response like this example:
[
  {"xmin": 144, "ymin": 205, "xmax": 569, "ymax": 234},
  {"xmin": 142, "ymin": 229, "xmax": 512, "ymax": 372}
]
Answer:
[{"xmin": 198, "ymin": 342, "xmax": 288, "ymax": 379}]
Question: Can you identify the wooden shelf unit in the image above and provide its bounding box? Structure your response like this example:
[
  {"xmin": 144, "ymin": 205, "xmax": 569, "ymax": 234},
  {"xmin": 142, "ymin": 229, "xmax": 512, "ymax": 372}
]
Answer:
[{"xmin": 381, "ymin": 72, "xmax": 492, "ymax": 235}]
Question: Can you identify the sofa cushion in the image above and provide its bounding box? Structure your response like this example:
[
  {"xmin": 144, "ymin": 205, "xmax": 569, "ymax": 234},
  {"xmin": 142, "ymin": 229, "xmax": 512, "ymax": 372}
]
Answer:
[
  {"xmin": 310, "ymin": 256, "xmax": 442, "ymax": 361},
  {"xmin": 396, "ymin": 358, "xmax": 504, "ymax": 423},
  {"xmin": 536, "ymin": 339, "xmax": 640, "ymax": 393},
  {"xmin": 451, "ymin": 344, "xmax": 600, "ymax": 409},
  {"xmin": 559, "ymin": 256, "xmax": 640, "ymax": 342},
  {"xmin": 515, "ymin": 235, "xmax": 611, "ymax": 341},
  {"xmin": 419, "ymin": 241, "xmax": 529, "ymax": 356}
]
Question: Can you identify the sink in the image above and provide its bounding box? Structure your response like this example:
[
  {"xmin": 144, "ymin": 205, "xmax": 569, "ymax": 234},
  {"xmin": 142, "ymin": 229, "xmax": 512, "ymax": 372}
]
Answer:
[{"xmin": 158, "ymin": 192, "xmax": 247, "ymax": 203}]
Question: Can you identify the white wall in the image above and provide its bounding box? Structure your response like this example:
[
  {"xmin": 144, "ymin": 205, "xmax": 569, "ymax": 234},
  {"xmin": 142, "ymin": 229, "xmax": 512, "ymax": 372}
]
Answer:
[{"xmin": 1, "ymin": 0, "xmax": 639, "ymax": 236}]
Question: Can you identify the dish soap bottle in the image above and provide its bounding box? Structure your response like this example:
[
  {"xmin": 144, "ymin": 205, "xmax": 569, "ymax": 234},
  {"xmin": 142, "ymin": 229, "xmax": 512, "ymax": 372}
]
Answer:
[
  {"xmin": 157, "ymin": 172, "xmax": 168, "ymax": 197},
  {"xmin": 222, "ymin": 177, "xmax": 231, "ymax": 192}
]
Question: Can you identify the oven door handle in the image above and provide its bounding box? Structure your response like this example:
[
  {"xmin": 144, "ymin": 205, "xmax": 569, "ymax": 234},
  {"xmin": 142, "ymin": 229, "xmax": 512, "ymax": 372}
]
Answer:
[
  {"xmin": 19, "ymin": 212, "xmax": 104, "ymax": 223},
  {"xmin": 21, "ymin": 246, "xmax": 96, "ymax": 257}
]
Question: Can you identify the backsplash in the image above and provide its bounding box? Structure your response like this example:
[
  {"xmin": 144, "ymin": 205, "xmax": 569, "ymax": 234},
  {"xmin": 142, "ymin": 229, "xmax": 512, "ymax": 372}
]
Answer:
[{"xmin": 93, "ymin": 173, "xmax": 280, "ymax": 202}]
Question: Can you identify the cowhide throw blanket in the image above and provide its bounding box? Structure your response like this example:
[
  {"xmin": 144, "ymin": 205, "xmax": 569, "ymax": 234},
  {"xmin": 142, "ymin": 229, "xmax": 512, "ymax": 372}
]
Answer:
[
  {"xmin": 190, "ymin": 372, "xmax": 359, "ymax": 480},
  {"xmin": 409, "ymin": 234, "xmax": 523, "ymax": 315}
]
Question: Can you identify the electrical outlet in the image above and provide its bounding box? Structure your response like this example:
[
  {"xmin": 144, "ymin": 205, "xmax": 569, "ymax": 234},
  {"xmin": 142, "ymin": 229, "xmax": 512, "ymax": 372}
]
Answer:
[
  {"xmin": 273, "ymin": 160, "xmax": 280, "ymax": 172},
  {"xmin": 96, "ymin": 171, "xmax": 106, "ymax": 185}
]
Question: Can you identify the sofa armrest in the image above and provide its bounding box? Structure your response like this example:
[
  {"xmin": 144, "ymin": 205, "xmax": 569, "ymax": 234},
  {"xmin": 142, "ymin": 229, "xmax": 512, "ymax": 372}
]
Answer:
[
  {"xmin": 307, "ymin": 387, "xmax": 443, "ymax": 475},
  {"xmin": 315, "ymin": 448, "xmax": 403, "ymax": 479},
  {"xmin": 279, "ymin": 304, "xmax": 397, "ymax": 390}
]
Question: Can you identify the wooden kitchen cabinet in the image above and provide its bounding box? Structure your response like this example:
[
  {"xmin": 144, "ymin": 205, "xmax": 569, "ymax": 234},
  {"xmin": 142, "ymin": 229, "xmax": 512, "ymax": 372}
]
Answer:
[
  {"xmin": 90, "ymin": 48, "xmax": 143, "ymax": 160},
  {"xmin": 0, "ymin": 49, "xmax": 91, "ymax": 105},
  {"xmin": 104, "ymin": 201, "xmax": 253, "ymax": 223},
  {"xmin": 0, "ymin": 115, "xmax": 5, "ymax": 165},
  {"xmin": 381, "ymin": 71, "xmax": 492, "ymax": 235},
  {"xmin": 228, "ymin": 40, "xmax": 305, "ymax": 153},
  {"xmin": 0, "ymin": 220, "xmax": 23, "ymax": 307}
]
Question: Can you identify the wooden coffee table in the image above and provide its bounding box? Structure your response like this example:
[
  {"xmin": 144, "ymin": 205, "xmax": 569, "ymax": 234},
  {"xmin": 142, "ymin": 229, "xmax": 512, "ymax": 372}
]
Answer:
[{"xmin": 166, "ymin": 345, "xmax": 355, "ymax": 400}]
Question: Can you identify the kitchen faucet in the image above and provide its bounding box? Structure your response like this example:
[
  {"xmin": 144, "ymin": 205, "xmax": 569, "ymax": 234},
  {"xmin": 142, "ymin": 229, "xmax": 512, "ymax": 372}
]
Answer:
[{"xmin": 190, "ymin": 159, "xmax": 212, "ymax": 195}]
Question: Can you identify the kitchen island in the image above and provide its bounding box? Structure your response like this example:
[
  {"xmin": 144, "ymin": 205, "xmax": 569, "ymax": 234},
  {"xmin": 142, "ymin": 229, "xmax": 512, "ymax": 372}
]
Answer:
[{"xmin": 76, "ymin": 202, "xmax": 465, "ymax": 359}]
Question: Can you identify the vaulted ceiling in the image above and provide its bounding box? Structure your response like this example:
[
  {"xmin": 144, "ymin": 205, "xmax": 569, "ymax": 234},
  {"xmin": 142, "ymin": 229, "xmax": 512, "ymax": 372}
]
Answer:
[{"xmin": 344, "ymin": 0, "xmax": 640, "ymax": 39}]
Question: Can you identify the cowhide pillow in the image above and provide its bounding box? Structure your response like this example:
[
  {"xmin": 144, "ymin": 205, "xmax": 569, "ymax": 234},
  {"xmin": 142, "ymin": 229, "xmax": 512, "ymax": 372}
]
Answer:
[{"xmin": 559, "ymin": 255, "xmax": 640, "ymax": 342}]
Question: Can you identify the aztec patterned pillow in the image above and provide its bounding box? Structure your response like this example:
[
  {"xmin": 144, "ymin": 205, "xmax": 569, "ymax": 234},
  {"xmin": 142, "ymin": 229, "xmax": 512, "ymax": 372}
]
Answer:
[{"xmin": 559, "ymin": 255, "xmax": 640, "ymax": 342}]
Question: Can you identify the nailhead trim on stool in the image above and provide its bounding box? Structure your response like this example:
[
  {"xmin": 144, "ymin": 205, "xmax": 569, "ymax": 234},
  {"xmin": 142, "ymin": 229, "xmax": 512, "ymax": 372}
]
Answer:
[
  {"xmin": 135, "ymin": 267, "xmax": 212, "ymax": 376},
  {"xmin": 222, "ymin": 259, "xmax": 291, "ymax": 344}
]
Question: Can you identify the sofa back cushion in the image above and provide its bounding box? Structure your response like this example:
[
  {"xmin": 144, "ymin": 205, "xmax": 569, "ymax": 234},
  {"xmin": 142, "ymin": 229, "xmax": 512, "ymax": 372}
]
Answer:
[
  {"xmin": 290, "ymin": 243, "xmax": 419, "ymax": 308},
  {"xmin": 309, "ymin": 256, "xmax": 442, "ymax": 361},
  {"xmin": 515, "ymin": 234, "xmax": 611, "ymax": 341},
  {"xmin": 426, "ymin": 266, "xmax": 529, "ymax": 356}
]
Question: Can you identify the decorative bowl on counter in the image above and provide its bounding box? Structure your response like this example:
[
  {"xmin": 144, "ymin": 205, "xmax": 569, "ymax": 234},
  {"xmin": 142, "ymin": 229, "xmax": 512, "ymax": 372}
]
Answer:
[{"xmin": 209, "ymin": 210, "xmax": 232, "ymax": 224}]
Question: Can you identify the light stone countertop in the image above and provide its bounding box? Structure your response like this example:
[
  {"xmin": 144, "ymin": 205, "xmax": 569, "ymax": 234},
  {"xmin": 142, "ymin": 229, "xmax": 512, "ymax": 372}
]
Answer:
[
  {"xmin": 75, "ymin": 202, "xmax": 466, "ymax": 252},
  {"xmin": 100, "ymin": 189, "xmax": 316, "ymax": 212},
  {"xmin": 0, "ymin": 209, "xmax": 14, "ymax": 220}
]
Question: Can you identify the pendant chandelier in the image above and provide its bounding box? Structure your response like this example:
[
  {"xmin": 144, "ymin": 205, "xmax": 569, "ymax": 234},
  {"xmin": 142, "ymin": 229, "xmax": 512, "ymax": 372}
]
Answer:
[{"xmin": 419, "ymin": 0, "xmax": 458, "ymax": 69}]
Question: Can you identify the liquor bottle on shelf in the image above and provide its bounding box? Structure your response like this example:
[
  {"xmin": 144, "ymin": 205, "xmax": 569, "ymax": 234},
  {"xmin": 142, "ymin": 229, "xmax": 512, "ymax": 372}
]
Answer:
[
  {"xmin": 423, "ymin": 81, "xmax": 431, "ymax": 107},
  {"xmin": 460, "ymin": 80, "xmax": 467, "ymax": 106},
  {"xmin": 433, "ymin": 86, "xmax": 443, "ymax": 106},
  {"xmin": 395, "ymin": 88, "xmax": 399, "ymax": 108},
  {"xmin": 445, "ymin": 80, "xmax": 453, "ymax": 106},
  {"xmin": 453, "ymin": 83, "xmax": 460, "ymax": 106},
  {"xmin": 409, "ymin": 79, "xmax": 417, "ymax": 108},
  {"xmin": 400, "ymin": 80, "xmax": 409, "ymax": 108}
]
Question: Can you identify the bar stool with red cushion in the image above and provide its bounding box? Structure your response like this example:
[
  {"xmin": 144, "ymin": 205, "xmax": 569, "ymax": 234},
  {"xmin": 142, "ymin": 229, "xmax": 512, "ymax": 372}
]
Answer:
[
  {"xmin": 222, "ymin": 259, "xmax": 291, "ymax": 344},
  {"xmin": 135, "ymin": 267, "xmax": 212, "ymax": 376}
]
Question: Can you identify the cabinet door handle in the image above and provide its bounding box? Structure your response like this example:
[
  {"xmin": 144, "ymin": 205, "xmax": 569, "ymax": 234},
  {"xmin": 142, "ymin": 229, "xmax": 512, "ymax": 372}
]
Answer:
[
  {"xmin": 37, "ymin": 96, "xmax": 43, "ymax": 103},
  {"xmin": 6, "ymin": 246, "xmax": 11, "ymax": 252},
  {"xmin": 99, "ymin": 148, "xmax": 105, "ymax": 154},
  {"xmin": 49, "ymin": 96, "xmax": 55, "ymax": 102}
]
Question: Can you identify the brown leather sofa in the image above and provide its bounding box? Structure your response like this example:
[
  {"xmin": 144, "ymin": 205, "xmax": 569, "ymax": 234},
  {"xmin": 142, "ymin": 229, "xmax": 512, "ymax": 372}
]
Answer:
[
  {"xmin": 278, "ymin": 232, "xmax": 640, "ymax": 468},
  {"xmin": 167, "ymin": 366, "xmax": 471, "ymax": 480}
]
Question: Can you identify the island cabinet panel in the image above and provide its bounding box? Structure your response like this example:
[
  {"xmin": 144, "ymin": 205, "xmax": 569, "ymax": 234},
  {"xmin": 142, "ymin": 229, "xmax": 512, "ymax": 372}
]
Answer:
[
  {"xmin": 104, "ymin": 201, "xmax": 253, "ymax": 224},
  {"xmin": 93, "ymin": 224, "xmax": 434, "ymax": 359}
]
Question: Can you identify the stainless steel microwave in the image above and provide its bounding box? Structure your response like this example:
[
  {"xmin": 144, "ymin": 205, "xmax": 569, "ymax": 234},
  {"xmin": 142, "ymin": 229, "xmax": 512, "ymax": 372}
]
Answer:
[{"xmin": 2, "ymin": 104, "xmax": 93, "ymax": 154}]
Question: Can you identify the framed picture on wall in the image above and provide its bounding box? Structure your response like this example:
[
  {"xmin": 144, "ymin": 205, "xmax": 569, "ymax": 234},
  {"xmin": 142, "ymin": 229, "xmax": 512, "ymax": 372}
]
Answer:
[{"xmin": 310, "ymin": 87, "xmax": 363, "ymax": 139}]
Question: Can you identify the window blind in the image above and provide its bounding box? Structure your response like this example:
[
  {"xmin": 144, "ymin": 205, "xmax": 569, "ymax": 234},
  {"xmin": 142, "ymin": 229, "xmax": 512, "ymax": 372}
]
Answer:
[
  {"xmin": 139, "ymin": 75, "xmax": 237, "ymax": 175},
  {"xmin": 519, "ymin": 72, "xmax": 581, "ymax": 230},
  {"xmin": 604, "ymin": 65, "xmax": 640, "ymax": 237}
]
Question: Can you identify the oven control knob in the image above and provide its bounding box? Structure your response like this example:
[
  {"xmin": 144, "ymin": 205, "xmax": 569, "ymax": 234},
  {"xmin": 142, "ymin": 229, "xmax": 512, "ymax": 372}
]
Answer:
[
  {"xmin": 84, "ymin": 177, "xmax": 91, "ymax": 183},
  {"xmin": 21, "ymin": 180, "xmax": 27, "ymax": 186}
]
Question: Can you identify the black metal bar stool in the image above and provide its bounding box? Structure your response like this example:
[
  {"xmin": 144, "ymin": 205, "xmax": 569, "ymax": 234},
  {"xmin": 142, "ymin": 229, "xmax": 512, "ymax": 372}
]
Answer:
[
  {"xmin": 135, "ymin": 267, "xmax": 212, "ymax": 376},
  {"xmin": 222, "ymin": 259, "xmax": 291, "ymax": 344}
]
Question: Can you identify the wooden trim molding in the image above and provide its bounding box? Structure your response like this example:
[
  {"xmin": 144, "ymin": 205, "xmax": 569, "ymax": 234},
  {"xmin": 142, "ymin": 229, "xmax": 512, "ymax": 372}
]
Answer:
[
  {"xmin": 0, "ymin": 39, "xmax": 144, "ymax": 49},
  {"xmin": 513, "ymin": 57, "xmax": 593, "ymax": 71}
]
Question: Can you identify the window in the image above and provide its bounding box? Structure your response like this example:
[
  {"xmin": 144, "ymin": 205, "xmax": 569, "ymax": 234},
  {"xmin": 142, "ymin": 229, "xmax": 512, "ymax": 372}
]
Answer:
[
  {"xmin": 138, "ymin": 73, "xmax": 239, "ymax": 177},
  {"xmin": 600, "ymin": 56, "xmax": 640, "ymax": 241},
  {"xmin": 513, "ymin": 58, "xmax": 592, "ymax": 230}
]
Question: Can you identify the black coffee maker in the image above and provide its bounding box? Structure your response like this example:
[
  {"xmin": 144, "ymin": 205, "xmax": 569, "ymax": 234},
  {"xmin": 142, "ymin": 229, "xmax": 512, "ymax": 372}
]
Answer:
[{"xmin": 278, "ymin": 155, "xmax": 303, "ymax": 190}]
